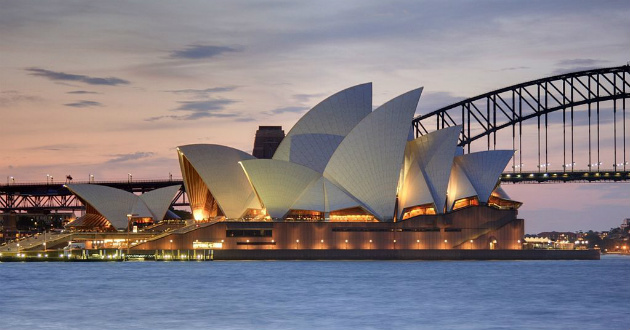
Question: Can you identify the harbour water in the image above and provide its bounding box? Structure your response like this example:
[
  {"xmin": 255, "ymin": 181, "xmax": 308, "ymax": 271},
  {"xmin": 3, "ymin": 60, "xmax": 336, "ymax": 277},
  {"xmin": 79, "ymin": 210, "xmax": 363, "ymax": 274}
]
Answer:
[{"xmin": 1, "ymin": 255, "xmax": 628, "ymax": 330}]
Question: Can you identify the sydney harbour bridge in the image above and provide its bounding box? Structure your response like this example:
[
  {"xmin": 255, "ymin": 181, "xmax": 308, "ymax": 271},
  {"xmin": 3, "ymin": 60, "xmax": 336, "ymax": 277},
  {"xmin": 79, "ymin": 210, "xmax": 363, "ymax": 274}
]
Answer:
[{"xmin": 1, "ymin": 65, "xmax": 629, "ymax": 214}]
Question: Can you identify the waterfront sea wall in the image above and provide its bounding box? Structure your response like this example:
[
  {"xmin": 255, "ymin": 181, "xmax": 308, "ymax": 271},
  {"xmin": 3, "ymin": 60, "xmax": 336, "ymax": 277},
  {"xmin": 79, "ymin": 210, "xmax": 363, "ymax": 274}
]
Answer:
[
  {"xmin": 210, "ymin": 249, "xmax": 600, "ymax": 260},
  {"xmin": 0, "ymin": 248, "xmax": 600, "ymax": 261}
]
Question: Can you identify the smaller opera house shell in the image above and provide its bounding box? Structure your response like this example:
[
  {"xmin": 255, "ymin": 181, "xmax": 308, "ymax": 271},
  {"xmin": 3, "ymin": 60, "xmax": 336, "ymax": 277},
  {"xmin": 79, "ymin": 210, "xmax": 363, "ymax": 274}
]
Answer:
[
  {"xmin": 168, "ymin": 83, "xmax": 524, "ymax": 251},
  {"xmin": 65, "ymin": 184, "xmax": 181, "ymax": 231}
]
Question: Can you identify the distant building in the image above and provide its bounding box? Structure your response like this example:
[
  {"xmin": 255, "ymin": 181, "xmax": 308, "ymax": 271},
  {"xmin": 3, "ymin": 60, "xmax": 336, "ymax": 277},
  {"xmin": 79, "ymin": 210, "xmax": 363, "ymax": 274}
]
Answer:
[
  {"xmin": 538, "ymin": 231, "xmax": 578, "ymax": 242},
  {"xmin": 252, "ymin": 126, "xmax": 284, "ymax": 159}
]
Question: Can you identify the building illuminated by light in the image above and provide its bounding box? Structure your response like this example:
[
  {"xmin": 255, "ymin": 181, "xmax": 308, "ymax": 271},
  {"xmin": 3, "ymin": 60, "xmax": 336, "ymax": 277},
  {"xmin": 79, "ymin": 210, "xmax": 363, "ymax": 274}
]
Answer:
[
  {"xmin": 163, "ymin": 83, "xmax": 524, "ymax": 251},
  {"xmin": 65, "ymin": 184, "xmax": 181, "ymax": 231}
]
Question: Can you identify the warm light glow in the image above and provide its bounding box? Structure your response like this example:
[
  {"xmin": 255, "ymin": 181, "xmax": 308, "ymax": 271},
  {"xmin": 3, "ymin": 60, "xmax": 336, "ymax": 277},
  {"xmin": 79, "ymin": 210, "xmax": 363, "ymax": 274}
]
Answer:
[
  {"xmin": 402, "ymin": 204, "xmax": 436, "ymax": 220},
  {"xmin": 193, "ymin": 210, "xmax": 205, "ymax": 221},
  {"xmin": 193, "ymin": 241, "xmax": 223, "ymax": 249},
  {"xmin": 452, "ymin": 197, "xmax": 479, "ymax": 211}
]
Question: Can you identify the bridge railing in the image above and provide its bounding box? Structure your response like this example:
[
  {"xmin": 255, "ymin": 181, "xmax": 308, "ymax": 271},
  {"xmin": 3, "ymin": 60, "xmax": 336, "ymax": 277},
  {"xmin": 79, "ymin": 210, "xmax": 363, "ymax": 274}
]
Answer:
[{"xmin": 1, "ymin": 178, "xmax": 183, "ymax": 187}]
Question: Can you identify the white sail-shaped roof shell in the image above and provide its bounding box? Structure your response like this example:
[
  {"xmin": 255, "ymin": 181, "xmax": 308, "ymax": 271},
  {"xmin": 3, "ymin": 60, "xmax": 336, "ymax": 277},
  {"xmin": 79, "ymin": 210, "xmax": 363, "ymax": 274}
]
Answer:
[
  {"xmin": 324, "ymin": 88, "xmax": 423, "ymax": 221},
  {"xmin": 398, "ymin": 155, "xmax": 434, "ymax": 216},
  {"xmin": 445, "ymin": 160, "xmax": 477, "ymax": 212},
  {"xmin": 399, "ymin": 126, "xmax": 461, "ymax": 216},
  {"xmin": 290, "ymin": 176, "xmax": 326, "ymax": 212},
  {"xmin": 66, "ymin": 184, "xmax": 139, "ymax": 229},
  {"xmin": 66, "ymin": 185, "xmax": 142, "ymax": 228},
  {"xmin": 178, "ymin": 144, "xmax": 261, "ymax": 219},
  {"xmin": 240, "ymin": 159, "xmax": 322, "ymax": 218},
  {"xmin": 273, "ymin": 83, "xmax": 372, "ymax": 173},
  {"xmin": 288, "ymin": 176, "xmax": 362, "ymax": 213},
  {"xmin": 139, "ymin": 185, "xmax": 182, "ymax": 220},
  {"xmin": 492, "ymin": 185, "xmax": 512, "ymax": 200},
  {"xmin": 455, "ymin": 150, "xmax": 514, "ymax": 202},
  {"xmin": 66, "ymin": 184, "xmax": 183, "ymax": 229},
  {"xmin": 323, "ymin": 179, "xmax": 362, "ymax": 212}
]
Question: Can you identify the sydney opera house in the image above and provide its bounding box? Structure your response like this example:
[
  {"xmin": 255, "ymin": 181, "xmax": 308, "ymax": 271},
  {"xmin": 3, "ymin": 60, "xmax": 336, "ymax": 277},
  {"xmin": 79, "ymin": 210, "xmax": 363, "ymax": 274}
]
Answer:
[{"xmin": 65, "ymin": 83, "xmax": 524, "ymax": 254}]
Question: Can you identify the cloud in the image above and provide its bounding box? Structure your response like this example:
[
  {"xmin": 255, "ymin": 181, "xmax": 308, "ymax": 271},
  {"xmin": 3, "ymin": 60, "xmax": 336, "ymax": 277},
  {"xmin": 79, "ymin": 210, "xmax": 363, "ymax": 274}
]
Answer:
[
  {"xmin": 106, "ymin": 152, "xmax": 155, "ymax": 163},
  {"xmin": 416, "ymin": 91, "xmax": 466, "ymax": 115},
  {"xmin": 174, "ymin": 99, "xmax": 237, "ymax": 112},
  {"xmin": 497, "ymin": 66, "xmax": 530, "ymax": 72},
  {"xmin": 292, "ymin": 93, "xmax": 325, "ymax": 103},
  {"xmin": 26, "ymin": 144, "xmax": 83, "ymax": 151},
  {"xmin": 146, "ymin": 98, "xmax": 244, "ymax": 121},
  {"xmin": 168, "ymin": 45, "xmax": 238, "ymax": 60},
  {"xmin": 67, "ymin": 90, "xmax": 99, "ymax": 94},
  {"xmin": 64, "ymin": 100, "xmax": 103, "ymax": 108},
  {"xmin": 165, "ymin": 86, "xmax": 237, "ymax": 98},
  {"xmin": 0, "ymin": 90, "xmax": 42, "ymax": 107},
  {"xmin": 26, "ymin": 67, "xmax": 130, "ymax": 86},
  {"xmin": 552, "ymin": 59, "xmax": 610, "ymax": 75},
  {"xmin": 268, "ymin": 106, "xmax": 309, "ymax": 115}
]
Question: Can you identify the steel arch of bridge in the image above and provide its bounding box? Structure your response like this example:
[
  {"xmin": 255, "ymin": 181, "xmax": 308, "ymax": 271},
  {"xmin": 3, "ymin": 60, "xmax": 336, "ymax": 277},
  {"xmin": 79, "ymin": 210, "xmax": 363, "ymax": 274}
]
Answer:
[{"xmin": 412, "ymin": 65, "xmax": 630, "ymax": 174}]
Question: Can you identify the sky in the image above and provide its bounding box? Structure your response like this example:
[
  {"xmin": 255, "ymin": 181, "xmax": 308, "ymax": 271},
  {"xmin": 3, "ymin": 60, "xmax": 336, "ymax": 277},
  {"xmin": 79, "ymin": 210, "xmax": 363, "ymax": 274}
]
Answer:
[{"xmin": 1, "ymin": 0, "xmax": 629, "ymax": 233}]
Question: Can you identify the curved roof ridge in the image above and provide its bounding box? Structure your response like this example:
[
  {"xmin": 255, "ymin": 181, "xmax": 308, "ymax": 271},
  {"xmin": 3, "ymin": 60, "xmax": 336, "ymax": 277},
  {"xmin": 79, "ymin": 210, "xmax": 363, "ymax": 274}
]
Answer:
[
  {"xmin": 273, "ymin": 83, "xmax": 372, "ymax": 172},
  {"xmin": 66, "ymin": 184, "xmax": 139, "ymax": 229},
  {"xmin": 240, "ymin": 159, "xmax": 322, "ymax": 219},
  {"xmin": 455, "ymin": 150, "xmax": 514, "ymax": 202},
  {"xmin": 177, "ymin": 144, "xmax": 261, "ymax": 218},
  {"xmin": 403, "ymin": 126, "xmax": 461, "ymax": 214},
  {"xmin": 324, "ymin": 87, "xmax": 423, "ymax": 221},
  {"xmin": 139, "ymin": 184, "xmax": 182, "ymax": 220}
]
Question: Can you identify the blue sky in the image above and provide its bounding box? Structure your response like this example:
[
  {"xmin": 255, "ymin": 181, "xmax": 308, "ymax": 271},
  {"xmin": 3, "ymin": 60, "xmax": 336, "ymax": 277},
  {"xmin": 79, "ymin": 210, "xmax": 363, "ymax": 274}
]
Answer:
[{"xmin": 1, "ymin": 0, "xmax": 629, "ymax": 233}]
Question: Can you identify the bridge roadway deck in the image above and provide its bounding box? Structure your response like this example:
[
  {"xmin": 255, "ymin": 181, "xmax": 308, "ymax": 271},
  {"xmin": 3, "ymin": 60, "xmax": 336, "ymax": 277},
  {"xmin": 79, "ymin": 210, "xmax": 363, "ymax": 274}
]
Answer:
[
  {"xmin": 1, "ymin": 172, "xmax": 627, "ymax": 213},
  {"xmin": 501, "ymin": 170, "xmax": 630, "ymax": 183},
  {"xmin": 0, "ymin": 179, "xmax": 184, "ymax": 194},
  {"xmin": 1, "ymin": 170, "xmax": 628, "ymax": 196}
]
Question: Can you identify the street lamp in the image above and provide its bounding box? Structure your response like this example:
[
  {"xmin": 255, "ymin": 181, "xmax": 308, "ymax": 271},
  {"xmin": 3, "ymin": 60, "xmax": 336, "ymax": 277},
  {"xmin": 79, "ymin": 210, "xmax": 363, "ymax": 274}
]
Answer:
[
  {"xmin": 296, "ymin": 239, "xmax": 299, "ymax": 249},
  {"xmin": 320, "ymin": 239, "xmax": 324, "ymax": 249},
  {"xmin": 127, "ymin": 173, "xmax": 132, "ymax": 183},
  {"xmin": 345, "ymin": 239, "xmax": 348, "ymax": 249},
  {"xmin": 416, "ymin": 239, "xmax": 420, "ymax": 249},
  {"xmin": 369, "ymin": 239, "xmax": 373, "ymax": 249},
  {"xmin": 46, "ymin": 174, "xmax": 50, "ymax": 185}
]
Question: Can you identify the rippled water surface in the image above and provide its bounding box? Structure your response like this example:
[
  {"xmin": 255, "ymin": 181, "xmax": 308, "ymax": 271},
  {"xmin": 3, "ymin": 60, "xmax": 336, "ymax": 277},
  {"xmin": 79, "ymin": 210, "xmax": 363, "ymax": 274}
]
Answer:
[{"xmin": 1, "ymin": 255, "xmax": 629, "ymax": 330}]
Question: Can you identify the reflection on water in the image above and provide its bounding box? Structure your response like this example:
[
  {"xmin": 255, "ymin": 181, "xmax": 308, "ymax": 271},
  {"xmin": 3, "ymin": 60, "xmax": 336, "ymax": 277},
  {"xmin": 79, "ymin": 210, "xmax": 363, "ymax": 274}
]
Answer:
[{"xmin": 1, "ymin": 256, "xmax": 629, "ymax": 330}]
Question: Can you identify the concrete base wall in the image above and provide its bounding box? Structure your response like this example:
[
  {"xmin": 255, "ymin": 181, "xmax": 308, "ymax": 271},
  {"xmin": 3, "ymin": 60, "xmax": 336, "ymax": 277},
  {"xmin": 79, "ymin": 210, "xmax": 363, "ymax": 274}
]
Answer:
[{"xmin": 209, "ymin": 249, "xmax": 600, "ymax": 260}]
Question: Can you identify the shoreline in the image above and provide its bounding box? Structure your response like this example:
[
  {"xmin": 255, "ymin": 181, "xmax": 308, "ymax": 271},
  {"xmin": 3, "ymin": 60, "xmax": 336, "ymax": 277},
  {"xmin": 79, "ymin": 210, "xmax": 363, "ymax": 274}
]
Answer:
[{"xmin": 0, "ymin": 249, "xmax": 600, "ymax": 261}]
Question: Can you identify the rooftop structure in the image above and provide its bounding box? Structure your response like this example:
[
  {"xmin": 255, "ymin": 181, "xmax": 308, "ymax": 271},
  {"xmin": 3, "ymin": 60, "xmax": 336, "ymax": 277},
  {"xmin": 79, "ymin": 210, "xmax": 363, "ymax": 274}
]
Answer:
[
  {"xmin": 178, "ymin": 84, "xmax": 521, "ymax": 223},
  {"xmin": 65, "ymin": 184, "xmax": 181, "ymax": 230},
  {"xmin": 252, "ymin": 126, "xmax": 285, "ymax": 159}
]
